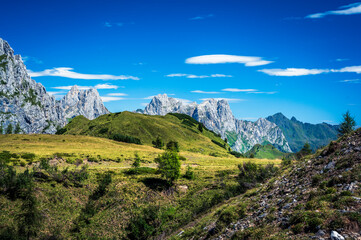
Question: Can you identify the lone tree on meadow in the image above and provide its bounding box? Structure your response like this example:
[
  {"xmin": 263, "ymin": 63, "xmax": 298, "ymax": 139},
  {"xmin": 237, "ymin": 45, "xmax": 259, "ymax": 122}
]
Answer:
[
  {"xmin": 154, "ymin": 150, "xmax": 181, "ymax": 184},
  {"xmin": 132, "ymin": 153, "xmax": 141, "ymax": 168},
  {"xmin": 152, "ymin": 136, "xmax": 164, "ymax": 149},
  {"xmin": 338, "ymin": 111, "xmax": 356, "ymax": 136},
  {"xmin": 166, "ymin": 141, "xmax": 180, "ymax": 152},
  {"xmin": 296, "ymin": 142, "xmax": 312, "ymax": 159},
  {"xmin": 5, "ymin": 123, "xmax": 13, "ymax": 134},
  {"xmin": 14, "ymin": 122, "xmax": 21, "ymax": 134}
]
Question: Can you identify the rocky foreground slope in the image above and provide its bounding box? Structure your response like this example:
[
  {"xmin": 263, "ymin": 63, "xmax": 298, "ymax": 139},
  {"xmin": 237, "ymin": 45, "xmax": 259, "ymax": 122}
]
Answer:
[
  {"xmin": 0, "ymin": 38, "xmax": 109, "ymax": 133},
  {"xmin": 186, "ymin": 128, "xmax": 361, "ymax": 239}
]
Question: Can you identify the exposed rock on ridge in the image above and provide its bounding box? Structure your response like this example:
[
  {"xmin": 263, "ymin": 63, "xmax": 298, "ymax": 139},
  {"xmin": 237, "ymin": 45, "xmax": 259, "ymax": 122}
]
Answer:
[
  {"xmin": 61, "ymin": 85, "xmax": 109, "ymax": 120},
  {"xmin": 0, "ymin": 38, "xmax": 109, "ymax": 133},
  {"xmin": 143, "ymin": 94, "xmax": 291, "ymax": 153}
]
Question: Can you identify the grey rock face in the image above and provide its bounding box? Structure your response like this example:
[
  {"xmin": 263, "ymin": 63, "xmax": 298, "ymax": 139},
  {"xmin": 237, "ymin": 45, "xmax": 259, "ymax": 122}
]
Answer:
[
  {"xmin": 143, "ymin": 94, "xmax": 292, "ymax": 153},
  {"xmin": 0, "ymin": 38, "xmax": 109, "ymax": 134},
  {"xmin": 0, "ymin": 38, "xmax": 66, "ymax": 133},
  {"xmin": 61, "ymin": 85, "xmax": 109, "ymax": 120}
]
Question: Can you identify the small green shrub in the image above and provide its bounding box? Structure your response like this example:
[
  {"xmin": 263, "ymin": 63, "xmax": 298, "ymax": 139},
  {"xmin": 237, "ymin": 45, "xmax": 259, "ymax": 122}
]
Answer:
[
  {"xmin": 184, "ymin": 165, "xmax": 195, "ymax": 180},
  {"xmin": 154, "ymin": 150, "xmax": 181, "ymax": 184}
]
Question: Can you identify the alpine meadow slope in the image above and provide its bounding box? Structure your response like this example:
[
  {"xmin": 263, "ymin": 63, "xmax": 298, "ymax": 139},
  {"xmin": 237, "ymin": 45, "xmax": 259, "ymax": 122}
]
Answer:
[{"xmin": 57, "ymin": 111, "xmax": 232, "ymax": 156}]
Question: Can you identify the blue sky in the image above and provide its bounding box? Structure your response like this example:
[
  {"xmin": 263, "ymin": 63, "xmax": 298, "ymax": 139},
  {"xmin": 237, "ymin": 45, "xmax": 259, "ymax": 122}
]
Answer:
[{"xmin": 1, "ymin": 0, "xmax": 360, "ymax": 125}]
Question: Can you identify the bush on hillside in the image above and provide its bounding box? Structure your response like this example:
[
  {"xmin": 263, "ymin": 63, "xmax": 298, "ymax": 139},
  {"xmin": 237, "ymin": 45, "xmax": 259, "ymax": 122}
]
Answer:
[
  {"xmin": 155, "ymin": 150, "xmax": 181, "ymax": 184},
  {"xmin": 112, "ymin": 133, "xmax": 141, "ymax": 145},
  {"xmin": 184, "ymin": 165, "xmax": 195, "ymax": 180},
  {"xmin": 238, "ymin": 162, "xmax": 279, "ymax": 192},
  {"xmin": 152, "ymin": 136, "xmax": 164, "ymax": 149},
  {"xmin": 166, "ymin": 141, "xmax": 180, "ymax": 152},
  {"xmin": 211, "ymin": 139, "xmax": 226, "ymax": 149}
]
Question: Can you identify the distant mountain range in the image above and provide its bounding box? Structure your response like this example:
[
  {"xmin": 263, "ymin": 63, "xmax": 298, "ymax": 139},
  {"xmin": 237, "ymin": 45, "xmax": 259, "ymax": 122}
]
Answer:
[
  {"xmin": 0, "ymin": 37, "xmax": 339, "ymax": 153},
  {"xmin": 0, "ymin": 38, "xmax": 108, "ymax": 134},
  {"xmin": 142, "ymin": 94, "xmax": 291, "ymax": 153},
  {"xmin": 266, "ymin": 112, "xmax": 339, "ymax": 152},
  {"xmin": 141, "ymin": 94, "xmax": 339, "ymax": 153}
]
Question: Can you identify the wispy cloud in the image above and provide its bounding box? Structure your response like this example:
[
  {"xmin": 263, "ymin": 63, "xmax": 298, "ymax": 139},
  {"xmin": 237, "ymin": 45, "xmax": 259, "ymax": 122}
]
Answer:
[
  {"xmin": 166, "ymin": 73, "xmax": 232, "ymax": 78},
  {"xmin": 247, "ymin": 91, "xmax": 278, "ymax": 94},
  {"xmin": 22, "ymin": 56, "xmax": 43, "ymax": 64},
  {"xmin": 335, "ymin": 58, "xmax": 349, "ymax": 62},
  {"xmin": 185, "ymin": 54, "xmax": 273, "ymax": 66},
  {"xmin": 200, "ymin": 98, "xmax": 246, "ymax": 103},
  {"xmin": 222, "ymin": 88, "xmax": 258, "ymax": 92},
  {"xmin": 52, "ymin": 83, "xmax": 119, "ymax": 90},
  {"xmin": 336, "ymin": 65, "xmax": 361, "ymax": 74},
  {"xmin": 104, "ymin": 21, "xmax": 124, "ymax": 27},
  {"xmin": 306, "ymin": 2, "xmax": 361, "ymax": 18},
  {"xmin": 47, "ymin": 91, "xmax": 66, "ymax": 96},
  {"xmin": 189, "ymin": 14, "xmax": 214, "ymax": 20},
  {"xmin": 100, "ymin": 97, "xmax": 126, "ymax": 102},
  {"xmin": 258, "ymin": 68, "xmax": 330, "ymax": 76},
  {"xmin": 28, "ymin": 67, "xmax": 139, "ymax": 80},
  {"xmin": 107, "ymin": 93, "xmax": 128, "ymax": 96},
  {"xmin": 339, "ymin": 79, "xmax": 360, "ymax": 83},
  {"xmin": 191, "ymin": 90, "xmax": 220, "ymax": 94}
]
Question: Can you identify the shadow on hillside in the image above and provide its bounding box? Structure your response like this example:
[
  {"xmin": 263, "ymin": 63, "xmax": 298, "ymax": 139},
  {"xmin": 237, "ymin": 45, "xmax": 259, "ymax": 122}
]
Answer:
[{"xmin": 140, "ymin": 177, "xmax": 170, "ymax": 191}]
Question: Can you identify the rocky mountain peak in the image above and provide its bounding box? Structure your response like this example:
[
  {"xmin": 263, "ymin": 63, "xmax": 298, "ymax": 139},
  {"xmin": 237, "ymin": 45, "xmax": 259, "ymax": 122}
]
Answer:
[
  {"xmin": 0, "ymin": 38, "xmax": 14, "ymax": 57},
  {"xmin": 61, "ymin": 86, "xmax": 109, "ymax": 120},
  {"xmin": 143, "ymin": 94, "xmax": 291, "ymax": 153},
  {"xmin": 0, "ymin": 38, "xmax": 110, "ymax": 133}
]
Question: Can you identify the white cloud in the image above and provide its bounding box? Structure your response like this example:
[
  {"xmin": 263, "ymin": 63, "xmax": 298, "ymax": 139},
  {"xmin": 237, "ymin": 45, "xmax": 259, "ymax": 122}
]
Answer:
[
  {"xmin": 107, "ymin": 93, "xmax": 128, "ymax": 96},
  {"xmin": 339, "ymin": 79, "xmax": 360, "ymax": 83},
  {"xmin": 222, "ymin": 88, "xmax": 258, "ymax": 92},
  {"xmin": 104, "ymin": 21, "xmax": 123, "ymax": 27},
  {"xmin": 200, "ymin": 98, "xmax": 246, "ymax": 103},
  {"xmin": 52, "ymin": 83, "xmax": 119, "ymax": 90},
  {"xmin": 185, "ymin": 54, "xmax": 273, "ymax": 66},
  {"xmin": 47, "ymin": 91, "xmax": 66, "ymax": 96},
  {"xmin": 189, "ymin": 14, "xmax": 214, "ymax": 20},
  {"xmin": 247, "ymin": 91, "xmax": 278, "ymax": 94},
  {"xmin": 100, "ymin": 97, "xmax": 125, "ymax": 102},
  {"xmin": 166, "ymin": 73, "xmax": 232, "ymax": 78},
  {"xmin": 144, "ymin": 95, "xmax": 155, "ymax": 100},
  {"xmin": 166, "ymin": 73, "xmax": 188, "ymax": 77},
  {"xmin": 22, "ymin": 56, "xmax": 43, "ymax": 64},
  {"xmin": 258, "ymin": 68, "xmax": 329, "ymax": 76},
  {"xmin": 28, "ymin": 67, "xmax": 139, "ymax": 80},
  {"xmin": 191, "ymin": 90, "xmax": 220, "ymax": 94},
  {"xmin": 336, "ymin": 65, "xmax": 361, "ymax": 74},
  {"xmin": 306, "ymin": 2, "xmax": 361, "ymax": 18},
  {"xmin": 336, "ymin": 58, "xmax": 349, "ymax": 62}
]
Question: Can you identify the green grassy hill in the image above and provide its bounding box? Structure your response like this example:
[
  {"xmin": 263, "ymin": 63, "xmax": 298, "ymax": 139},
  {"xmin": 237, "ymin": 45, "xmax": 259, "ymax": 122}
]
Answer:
[
  {"xmin": 244, "ymin": 143, "xmax": 286, "ymax": 159},
  {"xmin": 57, "ymin": 111, "xmax": 230, "ymax": 156},
  {"xmin": 266, "ymin": 113, "xmax": 339, "ymax": 152}
]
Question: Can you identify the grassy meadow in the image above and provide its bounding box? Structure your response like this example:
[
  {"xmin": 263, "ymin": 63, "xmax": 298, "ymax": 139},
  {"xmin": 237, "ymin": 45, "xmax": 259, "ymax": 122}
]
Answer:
[{"xmin": 0, "ymin": 134, "xmax": 280, "ymax": 239}]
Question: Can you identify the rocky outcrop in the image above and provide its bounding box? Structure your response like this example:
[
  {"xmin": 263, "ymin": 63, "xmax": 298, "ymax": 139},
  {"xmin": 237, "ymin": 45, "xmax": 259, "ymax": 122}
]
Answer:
[
  {"xmin": 0, "ymin": 38, "xmax": 109, "ymax": 133},
  {"xmin": 0, "ymin": 38, "xmax": 66, "ymax": 133},
  {"xmin": 61, "ymin": 85, "xmax": 109, "ymax": 120},
  {"xmin": 143, "ymin": 94, "xmax": 291, "ymax": 153},
  {"xmin": 213, "ymin": 128, "xmax": 361, "ymax": 240}
]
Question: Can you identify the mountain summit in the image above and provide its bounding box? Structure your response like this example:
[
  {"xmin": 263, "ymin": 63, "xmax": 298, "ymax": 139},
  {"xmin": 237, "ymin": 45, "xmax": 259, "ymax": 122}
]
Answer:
[
  {"xmin": 61, "ymin": 85, "xmax": 109, "ymax": 120},
  {"xmin": 143, "ymin": 94, "xmax": 291, "ymax": 153},
  {"xmin": 0, "ymin": 38, "xmax": 108, "ymax": 133}
]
